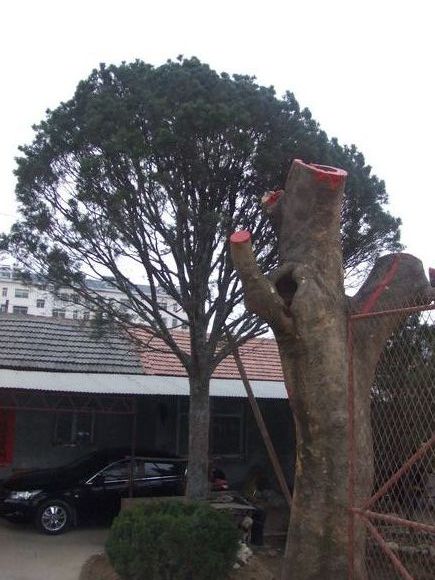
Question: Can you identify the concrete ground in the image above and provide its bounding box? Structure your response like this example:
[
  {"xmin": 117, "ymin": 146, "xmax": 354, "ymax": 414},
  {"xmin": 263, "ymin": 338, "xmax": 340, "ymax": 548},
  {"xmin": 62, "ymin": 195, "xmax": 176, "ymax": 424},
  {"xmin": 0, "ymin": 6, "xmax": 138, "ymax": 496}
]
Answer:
[{"xmin": 0, "ymin": 518, "xmax": 108, "ymax": 580}]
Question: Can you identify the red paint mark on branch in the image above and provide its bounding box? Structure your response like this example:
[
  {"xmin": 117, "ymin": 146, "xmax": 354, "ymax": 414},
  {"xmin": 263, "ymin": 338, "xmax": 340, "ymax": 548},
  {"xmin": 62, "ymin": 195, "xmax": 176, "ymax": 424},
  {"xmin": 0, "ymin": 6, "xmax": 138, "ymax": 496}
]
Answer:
[
  {"xmin": 262, "ymin": 190, "xmax": 284, "ymax": 206},
  {"xmin": 293, "ymin": 159, "xmax": 347, "ymax": 190},
  {"xmin": 359, "ymin": 255, "xmax": 401, "ymax": 314},
  {"xmin": 230, "ymin": 230, "xmax": 251, "ymax": 244}
]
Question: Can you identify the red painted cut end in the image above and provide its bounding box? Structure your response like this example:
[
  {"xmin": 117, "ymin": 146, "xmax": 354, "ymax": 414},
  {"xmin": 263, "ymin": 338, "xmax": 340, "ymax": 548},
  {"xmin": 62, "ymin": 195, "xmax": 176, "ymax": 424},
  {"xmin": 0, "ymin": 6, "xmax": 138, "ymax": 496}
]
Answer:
[
  {"xmin": 293, "ymin": 159, "xmax": 347, "ymax": 190},
  {"xmin": 262, "ymin": 189, "xmax": 284, "ymax": 206},
  {"xmin": 230, "ymin": 230, "xmax": 251, "ymax": 244},
  {"xmin": 429, "ymin": 267, "xmax": 435, "ymax": 287}
]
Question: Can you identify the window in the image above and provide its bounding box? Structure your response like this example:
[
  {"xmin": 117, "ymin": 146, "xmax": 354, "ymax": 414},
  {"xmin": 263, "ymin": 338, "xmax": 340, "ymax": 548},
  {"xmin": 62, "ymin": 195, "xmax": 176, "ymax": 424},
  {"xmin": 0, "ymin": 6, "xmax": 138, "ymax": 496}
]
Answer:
[
  {"xmin": 53, "ymin": 412, "xmax": 95, "ymax": 446},
  {"xmin": 14, "ymin": 288, "xmax": 29, "ymax": 298},
  {"xmin": 177, "ymin": 399, "xmax": 245, "ymax": 457},
  {"xmin": 36, "ymin": 299, "xmax": 45, "ymax": 308},
  {"xmin": 172, "ymin": 318, "xmax": 178, "ymax": 328},
  {"xmin": 146, "ymin": 462, "xmax": 178, "ymax": 478},
  {"xmin": 83, "ymin": 311, "xmax": 90, "ymax": 320},
  {"xmin": 72, "ymin": 294, "xmax": 80, "ymax": 304},
  {"xmin": 72, "ymin": 310, "xmax": 79, "ymax": 319},
  {"xmin": 100, "ymin": 459, "xmax": 140, "ymax": 482},
  {"xmin": 52, "ymin": 308, "xmax": 66, "ymax": 319},
  {"xmin": 158, "ymin": 301, "xmax": 167, "ymax": 310},
  {"xmin": 0, "ymin": 410, "xmax": 15, "ymax": 465},
  {"xmin": 1, "ymin": 288, "xmax": 7, "ymax": 297},
  {"xmin": 13, "ymin": 306, "xmax": 28, "ymax": 315},
  {"xmin": 211, "ymin": 414, "xmax": 244, "ymax": 456},
  {"xmin": 0, "ymin": 304, "xmax": 7, "ymax": 313}
]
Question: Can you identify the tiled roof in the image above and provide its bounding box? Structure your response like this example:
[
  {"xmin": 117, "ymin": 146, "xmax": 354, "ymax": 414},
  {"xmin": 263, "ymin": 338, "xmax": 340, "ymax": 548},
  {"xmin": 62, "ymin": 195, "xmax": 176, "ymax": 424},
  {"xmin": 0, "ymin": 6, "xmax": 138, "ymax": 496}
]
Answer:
[
  {"xmin": 136, "ymin": 331, "xmax": 284, "ymax": 382},
  {"xmin": 0, "ymin": 315, "xmax": 143, "ymax": 374},
  {"xmin": 0, "ymin": 315, "xmax": 284, "ymax": 383}
]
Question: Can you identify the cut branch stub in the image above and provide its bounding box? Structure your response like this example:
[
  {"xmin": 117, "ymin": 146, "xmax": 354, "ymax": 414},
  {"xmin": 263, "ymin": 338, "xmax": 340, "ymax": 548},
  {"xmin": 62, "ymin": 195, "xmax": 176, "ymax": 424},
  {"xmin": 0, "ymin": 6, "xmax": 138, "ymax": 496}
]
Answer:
[
  {"xmin": 351, "ymin": 252, "xmax": 433, "ymax": 377},
  {"xmin": 307, "ymin": 162, "xmax": 347, "ymax": 190},
  {"xmin": 261, "ymin": 160, "xmax": 348, "ymax": 328},
  {"xmin": 272, "ymin": 159, "xmax": 347, "ymax": 279},
  {"xmin": 230, "ymin": 230, "xmax": 293, "ymax": 334},
  {"xmin": 351, "ymin": 253, "xmax": 432, "ymax": 315},
  {"xmin": 231, "ymin": 159, "xmax": 349, "ymax": 334}
]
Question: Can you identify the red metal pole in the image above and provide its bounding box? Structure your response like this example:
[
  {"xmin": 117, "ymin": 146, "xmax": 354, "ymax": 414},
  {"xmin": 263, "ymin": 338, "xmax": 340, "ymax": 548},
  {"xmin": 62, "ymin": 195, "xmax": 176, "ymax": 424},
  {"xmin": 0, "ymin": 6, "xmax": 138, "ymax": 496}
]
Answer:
[
  {"xmin": 362, "ymin": 433, "xmax": 435, "ymax": 510},
  {"xmin": 350, "ymin": 303, "xmax": 435, "ymax": 321},
  {"xmin": 352, "ymin": 508, "xmax": 435, "ymax": 535},
  {"xmin": 359, "ymin": 515, "xmax": 414, "ymax": 580},
  {"xmin": 347, "ymin": 316, "xmax": 356, "ymax": 580}
]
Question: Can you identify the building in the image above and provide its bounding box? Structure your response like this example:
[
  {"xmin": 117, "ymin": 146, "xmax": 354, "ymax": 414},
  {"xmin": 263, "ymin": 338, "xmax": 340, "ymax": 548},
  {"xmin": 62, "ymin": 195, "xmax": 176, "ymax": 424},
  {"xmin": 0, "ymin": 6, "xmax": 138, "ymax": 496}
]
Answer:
[
  {"xmin": 0, "ymin": 265, "xmax": 184, "ymax": 329},
  {"xmin": 0, "ymin": 314, "xmax": 295, "ymax": 489}
]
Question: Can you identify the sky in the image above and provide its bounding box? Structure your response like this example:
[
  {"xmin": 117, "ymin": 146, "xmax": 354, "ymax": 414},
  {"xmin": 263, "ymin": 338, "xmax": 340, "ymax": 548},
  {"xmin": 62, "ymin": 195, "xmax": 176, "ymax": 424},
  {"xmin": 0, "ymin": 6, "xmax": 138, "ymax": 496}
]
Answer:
[{"xmin": 1, "ymin": 0, "xmax": 433, "ymax": 276}]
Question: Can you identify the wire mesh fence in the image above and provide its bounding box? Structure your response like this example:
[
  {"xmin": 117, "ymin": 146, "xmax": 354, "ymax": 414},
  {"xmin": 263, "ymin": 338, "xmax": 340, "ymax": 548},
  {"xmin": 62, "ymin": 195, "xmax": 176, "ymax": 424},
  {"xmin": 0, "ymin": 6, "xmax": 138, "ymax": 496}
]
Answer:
[{"xmin": 349, "ymin": 304, "xmax": 435, "ymax": 579}]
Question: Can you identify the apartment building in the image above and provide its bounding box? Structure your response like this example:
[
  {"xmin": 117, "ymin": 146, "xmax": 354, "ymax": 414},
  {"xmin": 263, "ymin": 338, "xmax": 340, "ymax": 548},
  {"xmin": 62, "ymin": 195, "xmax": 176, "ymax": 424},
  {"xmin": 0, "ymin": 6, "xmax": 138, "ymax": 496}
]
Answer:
[{"xmin": 0, "ymin": 266, "xmax": 185, "ymax": 329}]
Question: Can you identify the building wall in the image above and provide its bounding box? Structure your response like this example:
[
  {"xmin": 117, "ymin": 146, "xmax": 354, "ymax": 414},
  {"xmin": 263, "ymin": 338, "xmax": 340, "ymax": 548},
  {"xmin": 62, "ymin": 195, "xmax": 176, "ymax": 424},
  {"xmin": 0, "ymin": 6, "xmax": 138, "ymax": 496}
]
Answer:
[
  {"xmin": 224, "ymin": 398, "xmax": 296, "ymax": 490},
  {"xmin": 0, "ymin": 266, "xmax": 185, "ymax": 328},
  {"xmin": 0, "ymin": 394, "xmax": 296, "ymax": 492},
  {"xmin": 0, "ymin": 409, "xmax": 135, "ymax": 477}
]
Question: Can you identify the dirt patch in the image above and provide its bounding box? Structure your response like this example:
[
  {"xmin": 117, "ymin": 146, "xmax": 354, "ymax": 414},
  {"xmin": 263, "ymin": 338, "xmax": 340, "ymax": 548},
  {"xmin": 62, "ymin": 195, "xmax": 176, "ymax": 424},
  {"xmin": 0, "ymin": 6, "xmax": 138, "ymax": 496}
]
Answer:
[
  {"xmin": 79, "ymin": 554, "xmax": 121, "ymax": 580},
  {"xmin": 80, "ymin": 548, "xmax": 284, "ymax": 580},
  {"xmin": 230, "ymin": 551, "xmax": 283, "ymax": 580}
]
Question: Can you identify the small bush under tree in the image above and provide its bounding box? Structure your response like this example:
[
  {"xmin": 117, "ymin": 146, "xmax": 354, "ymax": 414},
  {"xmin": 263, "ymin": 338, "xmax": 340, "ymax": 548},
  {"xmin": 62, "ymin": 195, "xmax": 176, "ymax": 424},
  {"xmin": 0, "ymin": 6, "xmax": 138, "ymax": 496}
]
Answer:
[{"xmin": 106, "ymin": 501, "xmax": 240, "ymax": 580}]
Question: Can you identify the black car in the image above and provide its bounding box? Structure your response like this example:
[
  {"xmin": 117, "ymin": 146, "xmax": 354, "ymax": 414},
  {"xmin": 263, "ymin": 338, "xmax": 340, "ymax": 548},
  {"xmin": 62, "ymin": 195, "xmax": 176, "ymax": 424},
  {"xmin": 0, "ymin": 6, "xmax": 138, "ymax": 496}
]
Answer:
[{"xmin": 0, "ymin": 449, "xmax": 186, "ymax": 534}]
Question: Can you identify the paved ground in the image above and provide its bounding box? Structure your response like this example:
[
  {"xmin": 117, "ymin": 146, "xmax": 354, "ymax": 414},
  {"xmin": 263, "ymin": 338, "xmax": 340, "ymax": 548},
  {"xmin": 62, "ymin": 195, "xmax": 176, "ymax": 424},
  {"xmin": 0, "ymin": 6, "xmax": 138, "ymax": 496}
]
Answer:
[{"xmin": 0, "ymin": 518, "xmax": 108, "ymax": 580}]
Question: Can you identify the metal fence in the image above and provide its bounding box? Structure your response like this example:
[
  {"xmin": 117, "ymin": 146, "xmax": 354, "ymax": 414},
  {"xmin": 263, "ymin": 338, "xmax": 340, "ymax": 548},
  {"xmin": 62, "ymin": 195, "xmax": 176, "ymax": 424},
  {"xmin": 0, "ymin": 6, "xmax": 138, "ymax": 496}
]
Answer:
[{"xmin": 349, "ymin": 303, "xmax": 435, "ymax": 579}]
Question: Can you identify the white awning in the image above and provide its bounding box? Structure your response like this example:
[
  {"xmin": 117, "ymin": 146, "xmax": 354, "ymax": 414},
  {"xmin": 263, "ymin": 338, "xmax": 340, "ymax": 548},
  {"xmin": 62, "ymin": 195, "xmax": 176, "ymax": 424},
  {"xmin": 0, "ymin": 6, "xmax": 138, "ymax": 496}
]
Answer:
[{"xmin": 0, "ymin": 369, "xmax": 288, "ymax": 399}]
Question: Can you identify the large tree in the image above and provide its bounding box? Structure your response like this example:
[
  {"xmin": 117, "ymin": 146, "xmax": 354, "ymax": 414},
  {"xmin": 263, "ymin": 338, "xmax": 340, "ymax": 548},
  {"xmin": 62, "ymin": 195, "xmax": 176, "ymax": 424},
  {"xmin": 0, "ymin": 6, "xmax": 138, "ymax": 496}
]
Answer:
[
  {"xmin": 3, "ymin": 57, "xmax": 401, "ymax": 499},
  {"xmin": 230, "ymin": 160, "xmax": 433, "ymax": 578}
]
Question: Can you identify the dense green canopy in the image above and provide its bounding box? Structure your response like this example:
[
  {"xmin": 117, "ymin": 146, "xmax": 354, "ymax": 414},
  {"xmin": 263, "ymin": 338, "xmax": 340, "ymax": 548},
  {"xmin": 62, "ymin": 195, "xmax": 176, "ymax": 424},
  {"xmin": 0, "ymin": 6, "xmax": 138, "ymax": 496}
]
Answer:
[
  {"xmin": 2, "ymin": 56, "xmax": 402, "ymax": 499},
  {"xmin": 6, "ymin": 57, "xmax": 400, "ymax": 298}
]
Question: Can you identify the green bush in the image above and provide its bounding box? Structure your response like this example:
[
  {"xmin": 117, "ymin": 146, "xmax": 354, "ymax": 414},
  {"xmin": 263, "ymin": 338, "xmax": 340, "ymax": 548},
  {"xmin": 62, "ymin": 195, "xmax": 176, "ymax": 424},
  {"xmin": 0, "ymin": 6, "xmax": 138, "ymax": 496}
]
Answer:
[{"xmin": 106, "ymin": 501, "xmax": 240, "ymax": 580}]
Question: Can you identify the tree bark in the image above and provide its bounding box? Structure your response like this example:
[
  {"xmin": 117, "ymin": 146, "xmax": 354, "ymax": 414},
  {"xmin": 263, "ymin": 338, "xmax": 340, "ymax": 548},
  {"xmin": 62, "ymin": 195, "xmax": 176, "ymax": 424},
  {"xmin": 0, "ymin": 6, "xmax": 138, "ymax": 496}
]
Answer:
[
  {"xmin": 348, "ymin": 254, "xmax": 431, "ymax": 578},
  {"xmin": 230, "ymin": 159, "xmax": 433, "ymax": 580},
  {"xmin": 185, "ymin": 325, "xmax": 212, "ymax": 500},
  {"xmin": 185, "ymin": 372, "xmax": 211, "ymax": 500}
]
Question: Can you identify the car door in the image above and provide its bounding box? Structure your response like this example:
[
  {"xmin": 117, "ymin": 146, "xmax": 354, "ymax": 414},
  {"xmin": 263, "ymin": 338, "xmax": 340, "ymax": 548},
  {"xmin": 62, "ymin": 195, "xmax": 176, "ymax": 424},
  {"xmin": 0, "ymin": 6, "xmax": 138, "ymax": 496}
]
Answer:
[
  {"xmin": 86, "ymin": 459, "xmax": 139, "ymax": 519},
  {"xmin": 144, "ymin": 460, "xmax": 182, "ymax": 496}
]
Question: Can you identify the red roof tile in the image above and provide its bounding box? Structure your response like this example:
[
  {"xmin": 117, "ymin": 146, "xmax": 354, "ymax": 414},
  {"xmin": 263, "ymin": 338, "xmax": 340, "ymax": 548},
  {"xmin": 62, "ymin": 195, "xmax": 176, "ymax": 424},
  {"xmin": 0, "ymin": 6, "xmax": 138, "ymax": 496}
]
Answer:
[{"xmin": 134, "ymin": 330, "xmax": 283, "ymax": 382}]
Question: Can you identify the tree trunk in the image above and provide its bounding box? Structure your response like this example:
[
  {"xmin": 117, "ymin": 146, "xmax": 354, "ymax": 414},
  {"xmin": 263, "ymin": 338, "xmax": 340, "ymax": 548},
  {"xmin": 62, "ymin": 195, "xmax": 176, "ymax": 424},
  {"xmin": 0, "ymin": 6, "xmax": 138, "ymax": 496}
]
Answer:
[
  {"xmin": 230, "ymin": 159, "xmax": 432, "ymax": 580},
  {"xmin": 185, "ymin": 372, "xmax": 211, "ymax": 500},
  {"xmin": 278, "ymin": 313, "xmax": 350, "ymax": 579}
]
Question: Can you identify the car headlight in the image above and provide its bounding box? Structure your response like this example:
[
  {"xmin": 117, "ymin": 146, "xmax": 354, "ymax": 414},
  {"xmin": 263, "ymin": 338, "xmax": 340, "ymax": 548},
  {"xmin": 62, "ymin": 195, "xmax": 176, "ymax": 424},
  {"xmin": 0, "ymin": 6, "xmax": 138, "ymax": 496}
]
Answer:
[{"xmin": 8, "ymin": 490, "xmax": 42, "ymax": 501}]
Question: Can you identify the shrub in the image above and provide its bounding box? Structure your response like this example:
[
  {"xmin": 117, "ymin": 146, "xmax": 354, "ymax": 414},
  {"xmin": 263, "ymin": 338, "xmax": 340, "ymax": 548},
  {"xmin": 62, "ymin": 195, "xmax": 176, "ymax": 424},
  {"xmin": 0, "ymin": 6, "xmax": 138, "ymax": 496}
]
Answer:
[{"xmin": 106, "ymin": 500, "xmax": 240, "ymax": 580}]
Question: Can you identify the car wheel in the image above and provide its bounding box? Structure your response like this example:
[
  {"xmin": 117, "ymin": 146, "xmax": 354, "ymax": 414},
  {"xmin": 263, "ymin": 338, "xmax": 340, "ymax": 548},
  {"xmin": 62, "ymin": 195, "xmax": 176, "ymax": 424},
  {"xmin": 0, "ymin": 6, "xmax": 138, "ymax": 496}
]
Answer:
[{"xmin": 36, "ymin": 500, "xmax": 72, "ymax": 535}]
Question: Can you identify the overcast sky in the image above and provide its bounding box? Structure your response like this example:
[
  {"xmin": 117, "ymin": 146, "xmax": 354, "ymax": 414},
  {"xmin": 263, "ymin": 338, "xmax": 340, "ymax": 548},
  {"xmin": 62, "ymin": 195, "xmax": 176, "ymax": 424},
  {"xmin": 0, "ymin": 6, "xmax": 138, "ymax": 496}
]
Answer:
[{"xmin": 1, "ymin": 0, "xmax": 433, "ymax": 276}]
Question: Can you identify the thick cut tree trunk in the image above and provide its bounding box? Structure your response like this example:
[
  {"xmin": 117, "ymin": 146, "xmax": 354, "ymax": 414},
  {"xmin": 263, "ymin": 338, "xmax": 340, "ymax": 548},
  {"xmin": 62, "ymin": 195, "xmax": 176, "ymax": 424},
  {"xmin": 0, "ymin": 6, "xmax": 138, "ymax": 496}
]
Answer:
[{"xmin": 230, "ymin": 159, "xmax": 432, "ymax": 580}]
